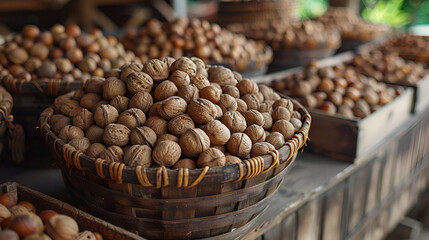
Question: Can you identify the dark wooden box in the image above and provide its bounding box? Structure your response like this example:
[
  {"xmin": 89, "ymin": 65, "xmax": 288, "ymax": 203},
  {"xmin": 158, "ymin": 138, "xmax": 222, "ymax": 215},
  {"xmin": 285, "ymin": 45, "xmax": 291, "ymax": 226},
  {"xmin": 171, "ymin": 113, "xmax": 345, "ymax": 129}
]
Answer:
[{"xmin": 0, "ymin": 182, "xmax": 144, "ymax": 240}]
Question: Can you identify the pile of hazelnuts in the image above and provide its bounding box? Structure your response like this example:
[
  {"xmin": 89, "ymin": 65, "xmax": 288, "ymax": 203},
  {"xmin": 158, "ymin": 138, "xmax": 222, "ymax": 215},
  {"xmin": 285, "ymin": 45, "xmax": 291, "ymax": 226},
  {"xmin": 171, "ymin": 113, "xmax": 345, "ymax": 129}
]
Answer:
[
  {"xmin": 315, "ymin": 7, "xmax": 391, "ymax": 42},
  {"xmin": 227, "ymin": 20, "xmax": 341, "ymax": 50},
  {"xmin": 379, "ymin": 34, "xmax": 429, "ymax": 61},
  {"xmin": 48, "ymin": 56, "xmax": 303, "ymax": 169},
  {"xmin": 350, "ymin": 50, "xmax": 428, "ymax": 85},
  {"xmin": 0, "ymin": 193, "xmax": 103, "ymax": 240},
  {"xmin": 0, "ymin": 24, "xmax": 137, "ymax": 84},
  {"xmin": 120, "ymin": 18, "xmax": 272, "ymax": 72},
  {"xmin": 271, "ymin": 61, "xmax": 402, "ymax": 119}
]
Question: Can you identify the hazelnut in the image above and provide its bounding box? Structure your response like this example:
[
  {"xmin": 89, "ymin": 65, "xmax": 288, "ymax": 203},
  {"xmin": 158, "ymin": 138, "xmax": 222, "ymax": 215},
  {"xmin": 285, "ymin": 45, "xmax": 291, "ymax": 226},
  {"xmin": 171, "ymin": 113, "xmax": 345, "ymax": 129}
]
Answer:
[
  {"xmin": 353, "ymin": 99, "xmax": 371, "ymax": 118},
  {"xmin": 109, "ymin": 95, "xmax": 129, "ymax": 113},
  {"xmin": 85, "ymin": 125, "xmax": 104, "ymax": 143},
  {"xmin": 0, "ymin": 230, "xmax": 19, "ymax": 240},
  {"xmin": 272, "ymin": 120, "xmax": 295, "ymax": 140},
  {"xmin": 197, "ymin": 148, "xmax": 226, "ymax": 168},
  {"xmin": 58, "ymin": 125, "xmax": 84, "ymax": 143},
  {"xmin": 85, "ymin": 77, "xmax": 104, "ymax": 95},
  {"xmin": 124, "ymin": 145, "xmax": 152, "ymax": 167},
  {"xmin": 38, "ymin": 210, "xmax": 58, "ymax": 226},
  {"xmin": 328, "ymin": 92, "xmax": 343, "ymax": 106},
  {"xmin": 8, "ymin": 47, "xmax": 29, "ymax": 64},
  {"xmin": 130, "ymin": 126, "xmax": 157, "ymax": 147},
  {"xmin": 187, "ymin": 98, "xmax": 217, "ymax": 124},
  {"xmin": 272, "ymin": 106, "xmax": 291, "ymax": 121},
  {"xmin": 24, "ymin": 25, "xmax": 40, "ymax": 39},
  {"xmin": 251, "ymin": 142, "xmax": 275, "ymax": 157},
  {"xmin": 363, "ymin": 89, "xmax": 379, "ymax": 105},
  {"xmin": 145, "ymin": 116, "xmax": 168, "ymax": 136},
  {"xmin": 179, "ymin": 128, "xmax": 210, "ymax": 157},
  {"xmin": 17, "ymin": 202, "xmax": 35, "ymax": 213},
  {"xmin": 245, "ymin": 125, "xmax": 266, "ymax": 144},
  {"xmin": 78, "ymin": 58, "xmax": 97, "ymax": 73},
  {"xmin": 218, "ymin": 94, "xmax": 237, "ymax": 113},
  {"xmin": 169, "ymin": 70, "xmax": 190, "ymax": 88},
  {"xmin": 80, "ymin": 93, "xmax": 101, "ymax": 110},
  {"xmin": 103, "ymin": 77, "xmax": 126, "ymax": 100},
  {"xmin": 154, "ymin": 80, "xmax": 178, "ymax": 101},
  {"xmin": 37, "ymin": 62, "xmax": 57, "ymax": 78},
  {"xmin": 319, "ymin": 101, "xmax": 337, "ymax": 114},
  {"xmin": 266, "ymin": 132, "xmax": 285, "ymax": 149},
  {"xmin": 292, "ymin": 81, "xmax": 312, "ymax": 97},
  {"xmin": 237, "ymin": 78, "xmax": 258, "ymax": 96},
  {"xmin": 76, "ymin": 231, "xmax": 97, "ymax": 240},
  {"xmin": 120, "ymin": 63, "xmax": 143, "ymax": 81},
  {"xmin": 30, "ymin": 42, "xmax": 49, "ymax": 60},
  {"xmin": 168, "ymin": 114, "xmax": 195, "ymax": 137},
  {"xmin": 338, "ymin": 105, "xmax": 354, "ymax": 118},
  {"xmin": 142, "ymin": 59, "xmax": 169, "ymax": 81},
  {"xmin": 200, "ymin": 85, "xmax": 221, "ymax": 104},
  {"xmin": 24, "ymin": 57, "xmax": 42, "ymax": 73},
  {"xmin": 86, "ymin": 143, "xmax": 106, "ymax": 158},
  {"xmin": 226, "ymin": 133, "xmax": 252, "ymax": 158},
  {"xmin": 177, "ymin": 84, "xmax": 199, "ymax": 103},
  {"xmin": 222, "ymin": 85, "xmax": 240, "ymax": 98},
  {"xmin": 221, "ymin": 111, "xmax": 247, "ymax": 133},
  {"xmin": 241, "ymin": 94, "xmax": 260, "ymax": 110},
  {"xmin": 190, "ymin": 74, "xmax": 210, "ymax": 90},
  {"xmin": 158, "ymin": 96, "xmax": 188, "ymax": 120},
  {"xmin": 103, "ymin": 124, "xmax": 131, "ymax": 147},
  {"xmin": 208, "ymin": 66, "xmax": 237, "ymax": 86},
  {"xmin": 301, "ymin": 95, "xmax": 318, "ymax": 109},
  {"xmin": 225, "ymin": 155, "xmax": 241, "ymax": 165},
  {"xmin": 170, "ymin": 57, "xmax": 197, "ymax": 77},
  {"xmin": 9, "ymin": 205, "xmax": 30, "ymax": 217},
  {"xmin": 261, "ymin": 112, "xmax": 273, "ymax": 130},
  {"xmin": 236, "ymin": 99, "xmax": 248, "ymax": 114},
  {"xmin": 46, "ymin": 214, "xmax": 79, "ymax": 240},
  {"xmin": 244, "ymin": 110, "xmax": 265, "ymax": 126},
  {"xmin": 203, "ymin": 120, "xmax": 231, "ymax": 146},
  {"xmin": 10, "ymin": 213, "xmax": 43, "ymax": 238},
  {"xmin": 172, "ymin": 158, "xmax": 196, "ymax": 169},
  {"xmin": 72, "ymin": 108, "xmax": 94, "ymax": 131},
  {"xmin": 129, "ymin": 91, "xmax": 153, "ymax": 113},
  {"xmin": 100, "ymin": 146, "xmax": 124, "ymax": 163},
  {"xmin": 94, "ymin": 104, "xmax": 119, "ymax": 128},
  {"xmin": 69, "ymin": 137, "xmax": 91, "ymax": 152},
  {"xmin": 156, "ymin": 134, "xmax": 179, "ymax": 145},
  {"xmin": 0, "ymin": 204, "xmax": 11, "ymax": 222},
  {"xmin": 118, "ymin": 108, "xmax": 146, "ymax": 129},
  {"xmin": 152, "ymin": 140, "xmax": 181, "ymax": 166}
]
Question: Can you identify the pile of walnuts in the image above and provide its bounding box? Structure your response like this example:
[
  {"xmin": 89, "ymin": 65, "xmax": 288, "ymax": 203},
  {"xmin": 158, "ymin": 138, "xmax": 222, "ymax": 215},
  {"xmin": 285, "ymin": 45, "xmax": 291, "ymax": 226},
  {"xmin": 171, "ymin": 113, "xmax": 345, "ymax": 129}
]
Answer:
[
  {"xmin": 50, "ymin": 57, "xmax": 303, "ymax": 169},
  {"xmin": 0, "ymin": 24, "xmax": 137, "ymax": 83},
  {"xmin": 379, "ymin": 34, "xmax": 429, "ymax": 61}
]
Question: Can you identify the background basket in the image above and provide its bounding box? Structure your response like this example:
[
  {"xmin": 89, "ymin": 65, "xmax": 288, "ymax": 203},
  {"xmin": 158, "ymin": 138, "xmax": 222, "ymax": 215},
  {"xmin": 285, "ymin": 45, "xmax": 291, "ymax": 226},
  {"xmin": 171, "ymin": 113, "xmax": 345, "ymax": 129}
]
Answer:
[
  {"xmin": 1, "ymin": 74, "xmax": 82, "ymax": 166},
  {"xmin": 39, "ymin": 95, "xmax": 311, "ymax": 240},
  {"xmin": 270, "ymin": 46, "xmax": 338, "ymax": 70},
  {"xmin": 0, "ymin": 85, "xmax": 16, "ymax": 162}
]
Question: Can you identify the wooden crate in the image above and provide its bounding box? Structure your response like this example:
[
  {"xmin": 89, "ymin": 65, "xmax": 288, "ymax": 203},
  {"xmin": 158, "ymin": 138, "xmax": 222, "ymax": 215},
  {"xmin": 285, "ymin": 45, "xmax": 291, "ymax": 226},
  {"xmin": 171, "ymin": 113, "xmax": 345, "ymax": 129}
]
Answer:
[{"xmin": 0, "ymin": 182, "xmax": 144, "ymax": 240}]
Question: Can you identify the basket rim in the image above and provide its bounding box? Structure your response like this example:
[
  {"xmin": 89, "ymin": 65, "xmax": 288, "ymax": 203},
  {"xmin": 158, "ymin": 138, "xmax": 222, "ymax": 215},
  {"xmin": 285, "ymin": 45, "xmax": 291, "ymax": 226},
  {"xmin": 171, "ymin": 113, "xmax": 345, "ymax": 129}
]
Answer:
[{"xmin": 39, "ymin": 94, "xmax": 311, "ymax": 188}]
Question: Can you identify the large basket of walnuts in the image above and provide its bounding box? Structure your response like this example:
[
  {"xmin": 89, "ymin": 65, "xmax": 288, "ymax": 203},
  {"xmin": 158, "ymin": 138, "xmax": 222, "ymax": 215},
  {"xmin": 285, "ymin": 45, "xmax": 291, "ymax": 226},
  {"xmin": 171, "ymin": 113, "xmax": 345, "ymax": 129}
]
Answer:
[{"xmin": 39, "ymin": 57, "xmax": 311, "ymax": 239}]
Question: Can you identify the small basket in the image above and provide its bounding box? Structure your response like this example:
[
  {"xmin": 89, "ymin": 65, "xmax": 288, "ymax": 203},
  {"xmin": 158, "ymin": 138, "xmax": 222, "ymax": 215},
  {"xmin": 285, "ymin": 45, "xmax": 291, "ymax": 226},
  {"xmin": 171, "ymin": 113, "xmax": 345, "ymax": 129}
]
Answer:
[
  {"xmin": 1, "ymin": 74, "xmax": 82, "ymax": 166},
  {"xmin": 39, "ymin": 95, "xmax": 311, "ymax": 240}
]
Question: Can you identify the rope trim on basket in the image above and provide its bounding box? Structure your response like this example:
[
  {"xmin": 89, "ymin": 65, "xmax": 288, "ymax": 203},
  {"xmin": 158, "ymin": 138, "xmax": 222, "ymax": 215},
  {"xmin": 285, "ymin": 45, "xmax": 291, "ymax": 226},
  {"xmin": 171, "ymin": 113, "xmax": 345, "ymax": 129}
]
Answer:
[
  {"xmin": 234, "ymin": 150, "xmax": 280, "ymax": 182},
  {"xmin": 96, "ymin": 158, "xmax": 106, "ymax": 179},
  {"xmin": 136, "ymin": 166, "xmax": 154, "ymax": 187}
]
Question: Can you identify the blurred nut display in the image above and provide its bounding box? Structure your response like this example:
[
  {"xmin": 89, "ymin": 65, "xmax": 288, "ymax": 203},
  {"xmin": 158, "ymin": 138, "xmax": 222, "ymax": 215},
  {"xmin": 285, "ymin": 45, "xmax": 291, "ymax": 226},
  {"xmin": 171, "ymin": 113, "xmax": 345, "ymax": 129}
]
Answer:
[
  {"xmin": 120, "ymin": 18, "xmax": 273, "ymax": 72},
  {"xmin": 379, "ymin": 34, "xmax": 429, "ymax": 62}
]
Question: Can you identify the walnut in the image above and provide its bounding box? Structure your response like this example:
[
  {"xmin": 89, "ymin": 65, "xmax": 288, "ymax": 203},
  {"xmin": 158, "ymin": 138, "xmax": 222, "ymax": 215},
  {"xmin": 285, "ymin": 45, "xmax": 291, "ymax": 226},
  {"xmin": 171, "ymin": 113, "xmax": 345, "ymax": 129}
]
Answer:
[
  {"xmin": 215, "ymin": 105, "xmax": 223, "ymax": 120},
  {"xmin": 168, "ymin": 114, "xmax": 195, "ymax": 137},
  {"xmin": 221, "ymin": 111, "xmax": 247, "ymax": 133},
  {"xmin": 94, "ymin": 104, "xmax": 119, "ymax": 128},
  {"xmin": 158, "ymin": 96, "xmax": 188, "ymax": 120},
  {"xmin": 8, "ymin": 47, "xmax": 28, "ymax": 64},
  {"xmin": 266, "ymin": 132, "xmax": 285, "ymax": 149},
  {"xmin": 69, "ymin": 137, "xmax": 91, "ymax": 152},
  {"xmin": 25, "ymin": 57, "xmax": 42, "ymax": 73},
  {"xmin": 169, "ymin": 70, "xmax": 190, "ymax": 88},
  {"xmin": 130, "ymin": 126, "xmax": 157, "ymax": 147},
  {"xmin": 259, "ymin": 85, "xmax": 280, "ymax": 101},
  {"xmin": 212, "ymin": 145, "xmax": 226, "ymax": 153},
  {"xmin": 72, "ymin": 108, "xmax": 94, "ymax": 131},
  {"xmin": 272, "ymin": 120, "xmax": 295, "ymax": 141},
  {"xmin": 222, "ymin": 85, "xmax": 240, "ymax": 98},
  {"xmin": 91, "ymin": 100, "xmax": 108, "ymax": 113},
  {"xmin": 273, "ymin": 99, "xmax": 294, "ymax": 115},
  {"xmin": 156, "ymin": 134, "xmax": 179, "ymax": 145},
  {"xmin": 102, "ymin": 77, "xmax": 126, "ymax": 100},
  {"xmin": 241, "ymin": 94, "xmax": 260, "ymax": 110},
  {"xmin": 179, "ymin": 128, "xmax": 210, "ymax": 157},
  {"xmin": 197, "ymin": 148, "xmax": 226, "ymax": 168},
  {"xmin": 272, "ymin": 106, "xmax": 291, "ymax": 121},
  {"xmin": 244, "ymin": 110, "xmax": 265, "ymax": 126},
  {"xmin": 85, "ymin": 77, "xmax": 104, "ymax": 95},
  {"xmin": 85, "ymin": 125, "xmax": 104, "ymax": 143},
  {"xmin": 262, "ymin": 112, "xmax": 273, "ymax": 130},
  {"xmin": 203, "ymin": 120, "xmax": 230, "ymax": 146},
  {"xmin": 122, "ymin": 62, "xmax": 150, "ymax": 87},
  {"xmin": 244, "ymin": 125, "xmax": 266, "ymax": 144},
  {"xmin": 54, "ymin": 98, "xmax": 79, "ymax": 117},
  {"xmin": 218, "ymin": 94, "xmax": 237, "ymax": 113},
  {"xmin": 292, "ymin": 111, "xmax": 301, "ymax": 119},
  {"xmin": 208, "ymin": 66, "xmax": 237, "ymax": 86},
  {"xmin": 187, "ymin": 98, "xmax": 217, "ymax": 124},
  {"xmin": 250, "ymin": 142, "xmax": 275, "ymax": 157},
  {"xmin": 142, "ymin": 59, "xmax": 169, "ymax": 81},
  {"xmin": 225, "ymin": 155, "xmax": 241, "ymax": 165},
  {"xmin": 86, "ymin": 143, "xmax": 106, "ymax": 158},
  {"xmin": 259, "ymin": 101, "xmax": 274, "ymax": 114},
  {"xmin": 124, "ymin": 145, "xmax": 152, "ymax": 167},
  {"xmin": 170, "ymin": 57, "xmax": 197, "ymax": 77},
  {"xmin": 226, "ymin": 133, "xmax": 252, "ymax": 158},
  {"xmin": 58, "ymin": 125, "xmax": 84, "ymax": 143},
  {"xmin": 154, "ymin": 80, "xmax": 178, "ymax": 101},
  {"xmin": 160, "ymin": 56, "xmax": 175, "ymax": 68},
  {"xmin": 177, "ymin": 84, "xmax": 199, "ymax": 103},
  {"xmin": 152, "ymin": 140, "xmax": 182, "ymax": 166},
  {"xmin": 290, "ymin": 118, "xmax": 302, "ymax": 131},
  {"xmin": 129, "ymin": 91, "xmax": 153, "ymax": 113},
  {"xmin": 200, "ymin": 85, "xmax": 221, "ymax": 104},
  {"xmin": 145, "ymin": 116, "xmax": 168, "ymax": 136},
  {"xmin": 237, "ymin": 78, "xmax": 258, "ymax": 96},
  {"xmin": 103, "ymin": 123, "xmax": 131, "ymax": 146},
  {"xmin": 172, "ymin": 158, "xmax": 196, "ymax": 169},
  {"xmin": 110, "ymin": 95, "xmax": 129, "ymax": 113},
  {"xmin": 80, "ymin": 93, "xmax": 101, "ymax": 110},
  {"xmin": 120, "ymin": 62, "xmax": 143, "ymax": 81},
  {"xmin": 100, "ymin": 145, "xmax": 124, "ymax": 163},
  {"xmin": 190, "ymin": 74, "xmax": 210, "ymax": 90},
  {"xmin": 236, "ymin": 99, "xmax": 248, "ymax": 114},
  {"xmin": 118, "ymin": 108, "xmax": 146, "ymax": 129}
]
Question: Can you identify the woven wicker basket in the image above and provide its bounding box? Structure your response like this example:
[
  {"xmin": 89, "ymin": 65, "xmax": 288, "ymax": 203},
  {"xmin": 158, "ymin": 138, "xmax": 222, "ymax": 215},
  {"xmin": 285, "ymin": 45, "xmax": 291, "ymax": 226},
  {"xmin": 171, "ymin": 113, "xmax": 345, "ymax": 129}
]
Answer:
[
  {"xmin": 1, "ymin": 74, "xmax": 82, "ymax": 166},
  {"xmin": 39, "ymin": 94, "xmax": 311, "ymax": 240},
  {"xmin": 0, "ymin": 85, "xmax": 16, "ymax": 162}
]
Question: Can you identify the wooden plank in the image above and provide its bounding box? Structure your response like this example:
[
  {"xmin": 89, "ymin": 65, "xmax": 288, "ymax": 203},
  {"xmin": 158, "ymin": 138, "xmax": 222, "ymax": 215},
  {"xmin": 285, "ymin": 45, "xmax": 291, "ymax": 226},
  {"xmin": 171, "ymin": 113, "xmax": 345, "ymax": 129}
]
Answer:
[
  {"xmin": 347, "ymin": 164, "xmax": 370, "ymax": 233},
  {"xmin": 365, "ymin": 153, "xmax": 383, "ymax": 214},
  {"xmin": 280, "ymin": 212, "xmax": 297, "ymax": 240},
  {"xmin": 262, "ymin": 222, "xmax": 282, "ymax": 240},
  {"xmin": 322, "ymin": 183, "xmax": 345, "ymax": 240},
  {"xmin": 297, "ymin": 198, "xmax": 322, "ymax": 240}
]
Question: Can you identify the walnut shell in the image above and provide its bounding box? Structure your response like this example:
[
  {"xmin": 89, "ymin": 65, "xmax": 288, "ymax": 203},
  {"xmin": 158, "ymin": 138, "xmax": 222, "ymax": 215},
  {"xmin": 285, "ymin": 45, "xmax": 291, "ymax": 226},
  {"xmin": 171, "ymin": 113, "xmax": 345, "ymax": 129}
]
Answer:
[
  {"xmin": 172, "ymin": 158, "xmax": 196, "ymax": 169},
  {"xmin": 272, "ymin": 120, "xmax": 295, "ymax": 141},
  {"xmin": 124, "ymin": 145, "xmax": 152, "ymax": 167},
  {"xmin": 222, "ymin": 85, "xmax": 240, "ymax": 98},
  {"xmin": 130, "ymin": 126, "xmax": 157, "ymax": 148},
  {"xmin": 126, "ymin": 71, "xmax": 153, "ymax": 94},
  {"xmin": 55, "ymin": 98, "xmax": 79, "ymax": 117},
  {"xmin": 170, "ymin": 57, "xmax": 197, "ymax": 77},
  {"xmin": 190, "ymin": 74, "xmax": 210, "ymax": 90},
  {"xmin": 200, "ymin": 85, "xmax": 221, "ymax": 104},
  {"xmin": 221, "ymin": 111, "xmax": 247, "ymax": 133},
  {"xmin": 244, "ymin": 124, "xmax": 266, "ymax": 144},
  {"xmin": 58, "ymin": 125, "xmax": 84, "ymax": 143},
  {"xmin": 272, "ymin": 106, "xmax": 291, "ymax": 121},
  {"xmin": 100, "ymin": 145, "xmax": 124, "ymax": 163},
  {"xmin": 85, "ymin": 77, "xmax": 104, "ymax": 95},
  {"xmin": 8, "ymin": 47, "xmax": 29, "ymax": 64},
  {"xmin": 154, "ymin": 80, "xmax": 178, "ymax": 101},
  {"xmin": 177, "ymin": 84, "xmax": 199, "ymax": 103},
  {"xmin": 208, "ymin": 66, "xmax": 237, "ymax": 86},
  {"xmin": 69, "ymin": 137, "xmax": 91, "ymax": 152},
  {"xmin": 236, "ymin": 99, "xmax": 248, "ymax": 114},
  {"xmin": 102, "ymin": 77, "xmax": 126, "ymax": 100},
  {"xmin": 85, "ymin": 125, "xmax": 104, "ymax": 143},
  {"xmin": 142, "ymin": 59, "xmax": 169, "ymax": 81},
  {"xmin": 156, "ymin": 134, "xmax": 179, "ymax": 145},
  {"xmin": 265, "ymin": 132, "xmax": 285, "ymax": 149},
  {"xmin": 152, "ymin": 140, "xmax": 181, "ymax": 166},
  {"xmin": 218, "ymin": 94, "xmax": 237, "ymax": 113},
  {"xmin": 237, "ymin": 78, "xmax": 258, "ymax": 96},
  {"xmin": 226, "ymin": 133, "xmax": 252, "ymax": 158},
  {"xmin": 86, "ymin": 143, "xmax": 107, "ymax": 158},
  {"xmin": 103, "ymin": 123, "xmax": 130, "ymax": 146},
  {"xmin": 80, "ymin": 93, "xmax": 101, "ymax": 110},
  {"xmin": 158, "ymin": 96, "xmax": 188, "ymax": 120},
  {"xmin": 179, "ymin": 128, "xmax": 210, "ymax": 157},
  {"xmin": 290, "ymin": 118, "xmax": 303, "ymax": 131},
  {"xmin": 259, "ymin": 101, "xmax": 274, "ymax": 114},
  {"xmin": 244, "ymin": 110, "xmax": 265, "ymax": 126},
  {"xmin": 94, "ymin": 104, "xmax": 119, "ymax": 128},
  {"xmin": 169, "ymin": 70, "xmax": 190, "ymax": 88},
  {"xmin": 197, "ymin": 148, "xmax": 226, "ymax": 168},
  {"xmin": 241, "ymin": 94, "xmax": 260, "ymax": 110},
  {"xmin": 187, "ymin": 98, "xmax": 217, "ymax": 124},
  {"xmin": 273, "ymin": 99, "xmax": 294, "ymax": 115},
  {"xmin": 50, "ymin": 115, "xmax": 72, "ymax": 135},
  {"xmin": 144, "ymin": 116, "xmax": 168, "ymax": 136},
  {"xmin": 250, "ymin": 142, "xmax": 275, "ymax": 157},
  {"xmin": 261, "ymin": 112, "xmax": 273, "ymax": 130},
  {"xmin": 110, "ymin": 95, "xmax": 129, "ymax": 113},
  {"xmin": 203, "ymin": 120, "xmax": 231, "ymax": 146},
  {"xmin": 72, "ymin": 108, "xmax": 94, "ymax": 131},
  {"xmin": 129, "ymin": 91, "xmax": 153, "ymax": 113},
  {"xmin": 118, "ymin": 108, "xmax": 146, "ymax": 129},
  {"xmin": 225, "ymin": 155, "xmax": 242, "ymax": 165},
  {"xmin": 168, "ymin": 114, "xmax": 195, "ymax": 137},
  {"xmin": 120, "ymin": 62, "xmax": 143, "ymax": 81}
]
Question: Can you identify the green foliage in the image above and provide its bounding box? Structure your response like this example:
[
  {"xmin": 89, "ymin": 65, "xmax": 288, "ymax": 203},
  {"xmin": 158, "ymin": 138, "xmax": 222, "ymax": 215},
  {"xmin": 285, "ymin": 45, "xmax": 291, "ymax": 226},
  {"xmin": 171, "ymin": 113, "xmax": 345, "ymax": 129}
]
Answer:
[
  {"xmin": 297, "ymin": 0, "xmax": 328, "ymax": 19},
  {"xmin": 361, "ymin": 0, "xmax": 411, "ymax": 27}
]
